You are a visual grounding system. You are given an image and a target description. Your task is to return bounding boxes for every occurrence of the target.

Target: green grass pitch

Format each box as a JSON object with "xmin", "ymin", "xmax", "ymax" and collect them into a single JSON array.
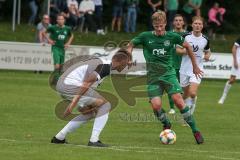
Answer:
[{"xmin": 0, "ymin": 71, "xmax": 240, "ymax": 160}]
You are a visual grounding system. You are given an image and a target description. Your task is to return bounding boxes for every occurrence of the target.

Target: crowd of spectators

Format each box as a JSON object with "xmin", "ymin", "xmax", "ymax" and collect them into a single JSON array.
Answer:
[{"xmin": 30, "ymin": 0, "xmax": 226, "ymax": 39}]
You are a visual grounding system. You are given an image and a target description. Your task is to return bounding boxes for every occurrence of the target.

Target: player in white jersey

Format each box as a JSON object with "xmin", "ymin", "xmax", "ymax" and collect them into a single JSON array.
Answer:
[
  {"xmin": 218, "ymin": 37, "xmax": 240, "ymax": 104},
  {"xmin": 51, "ymin": 49, "xmax": 130, "ymax": 147},
  {"xmin": 179, "ymin": 16, "xmax": 211, "ymax": 115}
]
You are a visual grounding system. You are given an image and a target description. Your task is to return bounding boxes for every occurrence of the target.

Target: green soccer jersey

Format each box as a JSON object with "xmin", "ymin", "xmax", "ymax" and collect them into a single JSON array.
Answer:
[
  {"xmin": 131, "ymin": 31, "xmax": 184, "ymax": 79},
  {"xmin": 172, "ymin": 30, "xmax": 186, "ymax": 70},
  {"xmin": 47, "ymin": 25, "xmax": 72, "ymax": 48}
]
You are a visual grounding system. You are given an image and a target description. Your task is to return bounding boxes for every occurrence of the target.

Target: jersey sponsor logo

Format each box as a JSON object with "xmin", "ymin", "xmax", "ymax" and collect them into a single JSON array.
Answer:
[
  {"xmin": 189, "ymin": 42, "xmax": 199, "ymax": 52},
  {"xmin": 148, "ymin": 40, "xmax": 154, "ymax": 44},
  {"xmin": 58, "ymin": 35, "xmax": 66, "ymax": 40},
  {"xmin": 153, "ymin": 48, "xmax": 166, "ymax": 56},
  {"xmin": 164, "ymin": 40, "xmax": 170, "ymax": 47}
]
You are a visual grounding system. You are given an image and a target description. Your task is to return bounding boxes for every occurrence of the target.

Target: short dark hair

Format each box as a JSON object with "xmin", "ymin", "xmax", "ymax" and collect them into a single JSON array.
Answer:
[
  {"xmin": 57, "ymin": 13, "xmax": 65, "ymax": 19},
  {"xmin": 112, "ymin": 48, "xmax": 132, "ymax": 62},
  {"xmin": 174, "ymin": 14, "xmax": 183, "ymax": 19}
]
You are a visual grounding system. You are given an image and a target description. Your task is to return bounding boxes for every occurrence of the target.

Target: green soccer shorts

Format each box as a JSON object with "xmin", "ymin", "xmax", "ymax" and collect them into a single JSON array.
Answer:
[
  {"xmin": 52, "ymin": 46, "xmax": 65, "ymax": 65},
  {"xmin": 175, "ymin": 69, "xmax": 180, "ymax": 82},
  {"xmin": 147, "ymin": 74, "xmax": 183, "ymax": 99}
]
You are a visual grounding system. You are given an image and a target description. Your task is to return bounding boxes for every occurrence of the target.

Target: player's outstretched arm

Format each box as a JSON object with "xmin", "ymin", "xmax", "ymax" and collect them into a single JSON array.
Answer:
[
  {"xmin": 63, "ymin": 73, "xmax": 98, "ymax": 117},
  {"xmin": 126, "ymin": 42, "xmax": 135, "ymax": 68},
  {"xmin": 183, "ymin": 41, "xmax": 203, "ymax": 78},
  {"xmin": 126, "ymin": 42, "xmax": 134, "ymax": 56},
  {"xmin": 64, "ymin": 33, "xmax": 74, "ymax": 49}
]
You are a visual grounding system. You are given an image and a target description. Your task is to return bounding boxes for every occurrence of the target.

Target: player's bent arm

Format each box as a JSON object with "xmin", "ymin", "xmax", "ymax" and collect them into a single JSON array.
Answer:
[
  {"xmin": 203, "ymin": 50, "xmax": 211, "ymax": 61},
  {"xmin": 232, "ymin": 45, "xmax": 238, "ymax": 69},
  {"xmin": 42, "ymin": 31, "xmax": 55, "ymax": 45},
  {"xmin": 63, "ymin": 73, "xmax": 98, "ymax": 117},
  {"xmin": 176, "ymin": 46, "xmax": 187, "ymax": 55},
  {"xmin": 182, "ymin": 41, "xmax": 197, "ymax": 67},
  {"xmin": 183, "ymin": 41, "xmax": 203, "ymax": 78},
  {"xmin": 65, "ymin": 33, "xmax": 74, "ymax": 47}
]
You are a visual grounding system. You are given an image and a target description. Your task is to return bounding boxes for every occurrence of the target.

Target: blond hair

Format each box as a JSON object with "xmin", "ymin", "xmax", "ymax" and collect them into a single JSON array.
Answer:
[
  {"xmin": 192, "ymin": 16, "xmax": 204, "ymax": 23},
  {"xmin": 152, "ymin": 11, "xmax": 167, "ymax": 24}
]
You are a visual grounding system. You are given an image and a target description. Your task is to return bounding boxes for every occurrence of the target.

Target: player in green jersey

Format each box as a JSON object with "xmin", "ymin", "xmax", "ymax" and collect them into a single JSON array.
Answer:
[
  {"xmin": 126, "ymin": 11, "xmax": 204, "ymax": 144},
  {"xmin": 168, "ymin": 14, "xmax": 186, "ymax": 115},
  {"xmin": 43, "ymin": 14, "xmax": 74, "ymax": 84}
]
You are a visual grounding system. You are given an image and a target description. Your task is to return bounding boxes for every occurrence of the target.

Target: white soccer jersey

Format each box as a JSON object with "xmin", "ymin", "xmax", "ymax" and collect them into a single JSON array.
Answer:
[
  {"xmin": 62, "ymin": 59, "xmax": 111, "ymax": 87},
  {"xmin": 230, "ymin": 38, "xmax": 240, "ymax": 76},
  {"xmin": 180, "ymin": 32, "xmax": 210, "ymax": 76},
  {"xmin": 234, "ymin": 38, "xmax": 240, "ymax": 63}
]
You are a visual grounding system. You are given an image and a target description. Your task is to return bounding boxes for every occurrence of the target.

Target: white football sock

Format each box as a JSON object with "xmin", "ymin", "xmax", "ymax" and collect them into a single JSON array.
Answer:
[
  {"xmin": 90, "ymin": 102, "xmax": 111, "ymax": 143},
  {"xmin": 190, "ymin": 96, "xmax": 197, "ymax": 115},
  {"xmin": 184, "ymin": 97, "xmax": 192, "ymax": 107},
  {"xmin": 55, "ymin": 113, "xmax": 93, "ymax": 140},
  {"xmin": 222, "ymin": 81, "xmax": 232, "ymax": 98}
]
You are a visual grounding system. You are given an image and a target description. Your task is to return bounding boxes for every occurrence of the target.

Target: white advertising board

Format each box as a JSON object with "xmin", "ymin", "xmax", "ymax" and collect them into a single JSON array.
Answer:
[{"xmin": 0, "ymin": 41, "xmax": 235, "ymax": 79}]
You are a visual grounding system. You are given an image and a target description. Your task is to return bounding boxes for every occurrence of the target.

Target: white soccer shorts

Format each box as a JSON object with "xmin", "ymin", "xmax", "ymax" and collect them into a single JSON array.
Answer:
[
  {"xmin": 180, "ymin": 74, "xmax": 202, "ymax": 87},
  {"xmin": 230, "ymin": 65, "xmax": 240, "ymax": 77}
]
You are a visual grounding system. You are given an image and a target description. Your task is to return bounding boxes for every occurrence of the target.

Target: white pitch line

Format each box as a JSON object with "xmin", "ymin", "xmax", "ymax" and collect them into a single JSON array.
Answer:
[
  {"xmin": 112, "ymin": 145, "xmax": 240, "ymax": 155},
  {"xmin": 1, "ymin": 138, "xmax": 240, "ymax": 158},
  {"xmin": 0, "ymin": 76, "xmax": 47, "ymax": 81},
  {"xmin": 0, "ymin": 138, "xmax": 17, "ymax": 142},
  {"xmin": 209, "ymin": 156, "xmax": 240, "ymax": 160},
  {"xmin": 1, "ymin": 138, "xmax": 240, "ymax": 159}
]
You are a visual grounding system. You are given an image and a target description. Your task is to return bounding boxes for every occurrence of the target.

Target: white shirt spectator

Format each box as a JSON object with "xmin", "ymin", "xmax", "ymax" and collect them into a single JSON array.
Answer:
[
  {"xmin": 67, "ymin": 0, "xmax": 79, "ymax": 9},
  {"xmin": 93, "ymin": 0, "xmax": 102, "ymax": 6},
  {"xmin": 67, "ymin": 0, "xmax": 79, "ymax": 16},
  {"xmin": 79, "ymin": 0, "xmax": 95, "ymax": 14}
]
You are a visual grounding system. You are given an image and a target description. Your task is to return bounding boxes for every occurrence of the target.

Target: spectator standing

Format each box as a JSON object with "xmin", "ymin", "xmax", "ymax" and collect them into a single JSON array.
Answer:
[
  {"xmin": 208, "ymin": 2, "xmax": 226, "ymax": 40},
  {"xmin": 182, "ymin": 0, "xmax": 202, "ymax": 28},
  {"xmin": 147, "ymin": 0, "xmax": 162, "ymax": 30},
  {"xmin": 79, "ymin": 0, "xmax": 97, "ymax": 32},
  {"xmin": 50, "ymin": 0, "xmax": 68, "ymax": 24},
  {"xmin": 93, "ymin": 0, "xmax": 105, "ymax": 35},
  {"xmin": 28, "ymin": 0, "xmax": 38, "ymax": 25},
  {"xmin": 111, "ymin": 0, "xmax": 125, "ymax": 32},
  {"xmin": 36, "ymin": 14, "xmax": 51, "ymax": 43},
  {"xmin": 66, "ymin": 0, "xmax": 81, "ymax": 30},
  {"xmin": 0, "ymin": 0, "xmax": 5, "ymax": 20},
  {"xmin": 164, "ymin": 0, "xmax": 179, "ymax": 30},
  {"xmin": 50, "ymin": 0, "xmax": 60, "ymax": 24},
  {"xmin": 124, "ymin": 0, "xmax": 139, "ymax": 33}
]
